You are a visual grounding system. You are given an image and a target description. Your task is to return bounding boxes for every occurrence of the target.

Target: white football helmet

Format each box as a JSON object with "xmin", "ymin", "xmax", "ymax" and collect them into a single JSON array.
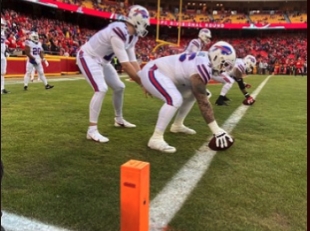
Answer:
[
  {"xmin": 29, "ymin": 31, "xmax": 39, "ymax": 43},
  {"xmin": 244, "ymin": 55, "xmax": 257, "ymax": 72},
  {"xmin": 208, "ymin": 41, "xmax": 236, "ymax": 72},
  {"xmin": 126, "ymin": 5, "xmax": 150, "ymax": 37},
  {"xmin": 198, "ymin": 28, "xmax": 212, "ymax": 45},
  {"xmin": 1, "ymin": 18, "xmax": 7, "ymax": 35}
]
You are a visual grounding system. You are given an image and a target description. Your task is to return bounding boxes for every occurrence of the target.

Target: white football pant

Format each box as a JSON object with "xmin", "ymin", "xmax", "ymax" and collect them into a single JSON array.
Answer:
[
  {"xmin": 1, "ymin": 57, "xmax": 6, "ymax": 91},
  {"xmin": 139, "ymin": 63, "xmax": 196, "ymax": 133},
  {"xmin": 24, "ymin": 61, "xmax": 48, "ymax": 86},
  {"xmin": 76, "ymin": 49, "xmax": 125, "ymax": 124},
  {"xmin": 212, "ymin": 72, "xmax": 235, "ymax": 96}
]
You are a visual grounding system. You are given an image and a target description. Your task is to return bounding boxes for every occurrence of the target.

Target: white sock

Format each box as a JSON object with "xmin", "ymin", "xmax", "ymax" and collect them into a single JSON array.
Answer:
[
  {"xmin": 24, "ymin": 73, "xmax": 30, "ymax": 86},
  {"xmin": 89, "ymin": 91, "xmax": 106, "ymax": 123},
  {"xmin": 173, "ymin": 97, "xmax": 196, "ymax": 126},
  {"xmin": 113, "ymin": 87, "xmax": 124, "ymax": 119},
  {"xmin": 88, "ymin": 125, "xmax": 98, "ymax": 133},
  {"xmin": 38, "ymin": 73, "xmax": 48, "ymax": 86},
  {"xmin": 220, "ymin": 83, "xmax": 233, "ymax": 96},
  {"xmin": 1, "ymin": 75, "xmax": 4, "ymax": 91},
  {"xmin": 152, "ymin": 103, "xmax": 178, "ymax": 138}
]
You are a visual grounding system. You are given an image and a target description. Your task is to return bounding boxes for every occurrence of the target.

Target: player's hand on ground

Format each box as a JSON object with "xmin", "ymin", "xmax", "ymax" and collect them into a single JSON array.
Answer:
[
  {"xmin": 245, "ymin": 83, "xmax": 252, "ymax": 88},
  {"xmin": 214, "ymin": 129, "xmax": 233, "ymax": 148},
  {"xmin": 243, "ymin": 96, "xmax": 255, "ymax": 105}
]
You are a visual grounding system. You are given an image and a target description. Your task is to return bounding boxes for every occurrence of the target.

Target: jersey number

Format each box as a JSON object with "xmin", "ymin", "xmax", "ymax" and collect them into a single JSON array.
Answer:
[
  {"xmin": 33, "ymin": 48, "xmax": 41, "ymax": 55},
  {"xmin": 179, "ymin": 53, "xmax": 196, "ymax": 62}
]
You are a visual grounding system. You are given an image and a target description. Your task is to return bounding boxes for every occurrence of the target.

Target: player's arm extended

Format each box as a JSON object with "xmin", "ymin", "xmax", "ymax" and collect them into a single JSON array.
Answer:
[
  {"xmin": 190, "ymin": 74, "xmax": 215, "ymax": 124},
  {"xmin": 25, "ymin": 45, "xmax": 35, "ymax": 60},
  {"xmin": 127, "ymin": 46, "xmax": 141, "ymax": 72},
  {"xmin": 191, "ymin": 73, "xmax": 233, "ymax": 144},
  {"xmin": 111, "ymin": 37, "xmax": 141, "ymax": 85}
]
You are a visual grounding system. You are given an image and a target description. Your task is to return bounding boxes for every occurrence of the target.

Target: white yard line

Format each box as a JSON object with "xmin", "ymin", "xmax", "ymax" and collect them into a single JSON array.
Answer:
[
  {"xmin": 2, "ymin": 75, "xmax": 272, "ymax": 231},
  {"xmin": 1, "ymin": 211, "xmax": 71, "ymax": 231},
  {"xmin": 149, "ymin": 75, "xmax": 272, "ymax": 231}
]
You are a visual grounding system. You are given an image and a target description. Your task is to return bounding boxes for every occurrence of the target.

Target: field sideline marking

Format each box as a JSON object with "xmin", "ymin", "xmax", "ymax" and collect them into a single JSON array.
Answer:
[
  {"xmin": 149, "ymin": 75, "xmax": 273, "ymax": 230},
  {"xmin": 1, "ymin": 211, "xmax": 71, "ymax": 231},
  {"xmin": 2, "ymin": 75, "xmax": 271, "ymax": 231},
  {"xmin": 5, "ymin": 74, "xmax": 129, "ymax": 85}
]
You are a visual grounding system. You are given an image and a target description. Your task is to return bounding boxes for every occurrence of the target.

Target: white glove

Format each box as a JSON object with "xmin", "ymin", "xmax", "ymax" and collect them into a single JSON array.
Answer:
[
  {"xmin": 213, "ymin": 129, "xmax": 233, "ymax": 148},
  {"xmin": 35, "ymin": 57, "xmax": 41, "ymax": 65},
  {"xmin": 208, "ymin": 121, "xmax": 233, "ymax": 148},
  {"xmin": 44, "ymin": 59, "xmax": 49, "ymax": 67}
]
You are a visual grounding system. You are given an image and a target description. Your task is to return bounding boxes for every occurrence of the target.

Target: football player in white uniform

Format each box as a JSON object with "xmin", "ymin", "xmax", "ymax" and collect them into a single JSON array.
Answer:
[
  {"xmin": 185, "ymin": 28, "xmax": 212, "ymax": 99},
  {"xmin": 138, "ymin": 41, "xmax": 236, "ymax": 153},
  {"xmin": 212, "ymin": 55, "xmax": 256, "ymax": 106},
  {"xmin": 184, "ymin": 28, "xmax": 212, "ymax": 54},
  {"xmin": 23, "ymin": 32, "xmax": 53, "ymax": 90},
  {"xmin": 76, "ymin": 5, "xmax": 150, "ymax": 143},
  {"xmin": 1, "ymin": 18, "xmax": 9, "ymax": 94}
]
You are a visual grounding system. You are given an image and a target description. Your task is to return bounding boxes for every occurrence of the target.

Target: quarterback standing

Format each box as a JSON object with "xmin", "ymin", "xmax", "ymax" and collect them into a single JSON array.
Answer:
[{"xmin": 76, "ymin": 5, "xmax": 150, "ymax": 143}]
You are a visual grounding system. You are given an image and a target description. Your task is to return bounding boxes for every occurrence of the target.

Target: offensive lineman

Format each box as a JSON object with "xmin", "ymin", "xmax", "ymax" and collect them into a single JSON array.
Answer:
[
  {"xmin": 138, "ymin": 41, "xmax": 236, "ymax": 153},
  {"xmin": 23, "ymin": 32, "xmax": 53, "ymax": 90},
  {"xmin": 76, "ymin": 5, "xmax": 150, "ymax": 143},
  {"xmin": 1, "ymin": 18, "xmax": 9, "ymax": 94},
  {"xmin": 212, "ymin": 55, "xmax": 256, "ymax": 106}
]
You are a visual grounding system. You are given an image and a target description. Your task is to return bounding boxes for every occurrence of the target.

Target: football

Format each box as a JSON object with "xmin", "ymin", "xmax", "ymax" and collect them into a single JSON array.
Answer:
[
  {"xmin": 243, "ymin": 97, "xmax": 256, "ymax": 105},
  {"xmin": 208, "ymin": 136, "xmax": 235, "ymax": 151}
]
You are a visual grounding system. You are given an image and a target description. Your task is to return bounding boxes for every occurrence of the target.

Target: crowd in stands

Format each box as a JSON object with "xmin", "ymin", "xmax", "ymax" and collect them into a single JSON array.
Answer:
[
  {"xmin": 1, "ymin": 8, "xmax": 307, "ymax": 75},
  {"xmin": 55, "ymin": 0, "xmax": 307, "ymax": 24}
]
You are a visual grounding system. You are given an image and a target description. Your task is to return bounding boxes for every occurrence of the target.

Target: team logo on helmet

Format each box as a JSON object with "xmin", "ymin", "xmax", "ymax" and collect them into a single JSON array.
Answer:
[
  {"xmin": 133, "ymin": 9, "xmax": 149, "ymax": 19},
  {"xmin": 211, "ymin": 45, "xmax": 233, "ymax": 55},
  {"xmin": 248, "ymin": 56, "xmax": 256, "ymax": 63}
]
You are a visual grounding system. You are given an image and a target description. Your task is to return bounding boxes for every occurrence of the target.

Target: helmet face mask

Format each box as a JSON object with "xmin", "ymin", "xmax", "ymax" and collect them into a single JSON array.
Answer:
[
  {"xmin": 126, "ymin": 5, "xmax": 150, "ymax": 37},
  {"xmin": 30, "ymin": 32, "xmax": 39, "ymax": 43},
  {"xmin": 208, "ymin": 41, "xmax": 236, "ymax": 72},
  {"xmin": 199, "ymin": 28, "xmax": 212, "ymax": 45}
]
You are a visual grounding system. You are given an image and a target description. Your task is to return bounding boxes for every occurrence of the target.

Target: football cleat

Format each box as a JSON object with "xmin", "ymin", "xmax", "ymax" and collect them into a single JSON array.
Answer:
[
  {"xmin": 222, "ymin": 95, "xmax": 231, "ymax": 101},
  {"xmin": 206, "ymin": 89, "xmax": 212, "ymax": 99},
  {"xmin": 24, "ymin": 86, "xmax": 28, "ymax": 91},
  {"xmin": 215, "ymin": 97, "xmax": 228, "ymax": 106},
  {"xmin": 86, "ymin": 131, "xmax": 109, "ymax": 143},
  {"xmin": 1, "ymin": 89, "xmax": 9, "ymax": 94},
  {"xmin": 170, "ymin": 124, "xmax": 196, "ymax": 135},
  {"xmin": 148, "ymin": 138, "xmax": 176, "ymax": 153},
  {"xmin": 114, "ymin": 118, "xmax": 136, "ymax": 128},
  {"xmin": 45, "ymin": 84, "xmax": 54, "ymax": 90}
]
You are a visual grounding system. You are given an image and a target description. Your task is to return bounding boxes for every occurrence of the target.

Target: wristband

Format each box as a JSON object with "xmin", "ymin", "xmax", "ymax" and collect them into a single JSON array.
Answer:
[{"xmin": 208, "ymin": 121, "xmax": 221, "ymax": 134}]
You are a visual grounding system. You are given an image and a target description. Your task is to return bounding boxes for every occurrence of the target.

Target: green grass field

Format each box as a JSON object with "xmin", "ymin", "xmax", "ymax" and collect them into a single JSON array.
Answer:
[{"xmin": 1, "ymin": 75, "xmax": 307, "ymax": 231}]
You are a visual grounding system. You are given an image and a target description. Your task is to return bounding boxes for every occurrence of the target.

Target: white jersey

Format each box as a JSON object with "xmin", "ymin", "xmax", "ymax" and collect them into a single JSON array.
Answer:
[
  {"xmin": 147, "ymin": 51, "xmax": 212, "ymax": 85},
  {"xmin": 227, "ymin": 58, "xmax": 246, "ymax": 78},
  {"xmin": 1, "ymin": 33, "xmax": 6, "ymax": 59},
  {"xmin": 25, "ymin": 40, "xmax": 43, "ymax": 59},
  {"xmin": 184, "ymin": 39, "xmax": 203, "ymax": 54},
  {"xmin": 81, "ymin": 22, "xmax": 138, "ymax": 64}
]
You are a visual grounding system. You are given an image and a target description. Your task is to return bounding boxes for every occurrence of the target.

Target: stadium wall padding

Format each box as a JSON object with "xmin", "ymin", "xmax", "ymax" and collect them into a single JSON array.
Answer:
[{"xmin": 5, "ymin": 56, "xmax": 80, "ymax": 77}]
